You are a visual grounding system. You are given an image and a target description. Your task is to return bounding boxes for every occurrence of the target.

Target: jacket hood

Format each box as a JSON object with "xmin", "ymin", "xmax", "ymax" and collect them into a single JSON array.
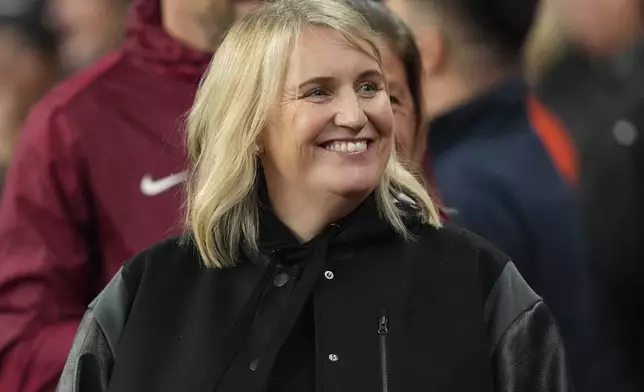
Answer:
[{"xmin": 124, "ymin": 0, "xmax": 212, "ymax": 82}]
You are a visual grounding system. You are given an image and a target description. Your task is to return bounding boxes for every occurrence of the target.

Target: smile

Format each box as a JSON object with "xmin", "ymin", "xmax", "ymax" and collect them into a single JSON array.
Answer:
[{"xmin": 322, "ymin": 139, "xmax": 370, "ymax": 153}]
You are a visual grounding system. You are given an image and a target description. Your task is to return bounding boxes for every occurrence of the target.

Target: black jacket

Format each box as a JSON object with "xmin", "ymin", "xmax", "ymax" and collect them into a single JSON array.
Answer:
[{"xmin": 56, "ymin": 195, "xmax": 571, "ymax": 392}]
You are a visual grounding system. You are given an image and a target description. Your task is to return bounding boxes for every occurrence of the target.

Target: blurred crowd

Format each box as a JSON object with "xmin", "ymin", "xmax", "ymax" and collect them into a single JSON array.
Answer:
[{"xmin": 0, "ymin": 0, "xmax": 643, "ymax": 391}]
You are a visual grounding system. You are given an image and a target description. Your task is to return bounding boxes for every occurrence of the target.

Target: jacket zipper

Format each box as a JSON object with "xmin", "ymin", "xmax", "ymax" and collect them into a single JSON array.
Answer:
[{"xmin": 377, "ymin": 309, "xmax": 390, "ymax": 392}]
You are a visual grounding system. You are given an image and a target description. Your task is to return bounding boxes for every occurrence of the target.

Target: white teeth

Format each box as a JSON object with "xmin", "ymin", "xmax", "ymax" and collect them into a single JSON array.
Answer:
[{"xmin": 325, "ymin": 140, "xmax": 368, "ymax": 153}]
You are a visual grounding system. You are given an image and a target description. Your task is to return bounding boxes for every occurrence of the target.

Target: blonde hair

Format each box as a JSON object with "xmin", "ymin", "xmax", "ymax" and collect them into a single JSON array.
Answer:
[{"xmin": 186, "ymin": 0, "xmax": 442, "ymax": 269}]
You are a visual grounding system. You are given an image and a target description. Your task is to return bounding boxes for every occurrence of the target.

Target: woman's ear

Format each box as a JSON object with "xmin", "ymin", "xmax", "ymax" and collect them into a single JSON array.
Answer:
[{"xmin": 254, "ymin": 128, "xmax": 268, "ymax": 156}]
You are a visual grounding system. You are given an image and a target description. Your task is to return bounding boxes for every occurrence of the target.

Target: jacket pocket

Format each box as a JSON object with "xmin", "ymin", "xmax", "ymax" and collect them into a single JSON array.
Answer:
[{"xmin": 377, "ymin": 308, "xmax": 390, "ymax": 392}]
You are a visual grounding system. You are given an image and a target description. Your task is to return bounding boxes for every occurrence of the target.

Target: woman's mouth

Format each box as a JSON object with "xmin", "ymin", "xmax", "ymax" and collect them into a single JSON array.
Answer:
[{"xmin": 321, "ymin": 139, "xmax": 371, "ymax": 153}]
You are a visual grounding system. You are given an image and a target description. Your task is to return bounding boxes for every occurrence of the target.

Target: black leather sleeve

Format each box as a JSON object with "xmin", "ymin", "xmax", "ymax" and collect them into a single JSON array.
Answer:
[
  {"xmin": 55, "ymin": 313, "xmax": 113, "ymax": 392},
  {"xmin": 56, "ymin": 269, "xmax": 131, "ymax": 392},
  {"xmin": 492, "ymin": 301, "xmax": 572, "ymax": 392},
  {"xmin": 485, "ymin": 262, "xmax": 573, "ymax": 392}
]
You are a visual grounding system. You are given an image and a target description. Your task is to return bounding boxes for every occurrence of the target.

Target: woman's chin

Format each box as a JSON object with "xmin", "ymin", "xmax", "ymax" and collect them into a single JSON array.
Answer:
[
  {"xmin": 324, "ymin": 177, "xmax": 380, "ymax": 199},
  {"xmin": 312, "ymin": 160, "xmax": 386, "ymax": 199}
]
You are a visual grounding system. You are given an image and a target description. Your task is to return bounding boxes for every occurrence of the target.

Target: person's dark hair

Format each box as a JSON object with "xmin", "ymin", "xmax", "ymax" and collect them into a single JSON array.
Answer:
[
  {"xmin": 346, "ymin": 0, "xmax": 424, "ymax": 133},
  {"xmin": 415, "ymin": 0, "xmax": 539, "ymax": 59}
]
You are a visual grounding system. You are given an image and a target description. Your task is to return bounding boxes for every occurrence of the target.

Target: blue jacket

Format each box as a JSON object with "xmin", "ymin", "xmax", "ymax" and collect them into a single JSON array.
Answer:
[{"xmin": 429, "ymin": 78, "xmax": 590, "ymax": 390}]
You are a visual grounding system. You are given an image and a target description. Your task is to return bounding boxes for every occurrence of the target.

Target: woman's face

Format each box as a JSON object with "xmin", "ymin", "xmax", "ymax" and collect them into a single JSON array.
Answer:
[
  {"xmin": 262, "ymin": 27, "xmax": 393, "ymax": 202},
  {"xmin": 380, "ymin": 43, "xmax": 418, "ymax": 162}
]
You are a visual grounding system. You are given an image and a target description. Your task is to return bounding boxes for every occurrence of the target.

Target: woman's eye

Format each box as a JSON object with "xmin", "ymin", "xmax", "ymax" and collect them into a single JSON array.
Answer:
[
  {"xmin": 390, "ymin": 95, "xmax": 400, "ymax": 105},
  {"xmin": 358, "ymin": 82, "xmax": 378, "ymax": 94},
  {"xmin": 304, "ymin": 88, "xmax": 326, "ymax": 98}
]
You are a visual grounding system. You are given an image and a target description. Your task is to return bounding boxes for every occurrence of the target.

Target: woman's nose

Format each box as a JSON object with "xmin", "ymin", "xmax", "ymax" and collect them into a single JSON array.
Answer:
[{"xmin": 333, "ymin": 92, "xmax": 367, "ymax": 131}]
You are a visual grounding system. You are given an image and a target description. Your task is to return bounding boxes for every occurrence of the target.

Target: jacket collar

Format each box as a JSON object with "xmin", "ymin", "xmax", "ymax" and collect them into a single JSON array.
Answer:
[
  {"xmin": 428, "ymin": 77, "xmax": 526, "ymax": 155},
  {"xmin": 246, "ymin": 182, "xmax": 400, "ymax": 264},
  {"xmin": 239, "ymin": 168, "xmax": 423, "ymax": 266},
  {"xmin": 123, "ymin": 0, "xmax": 212, "ymax": 83}
]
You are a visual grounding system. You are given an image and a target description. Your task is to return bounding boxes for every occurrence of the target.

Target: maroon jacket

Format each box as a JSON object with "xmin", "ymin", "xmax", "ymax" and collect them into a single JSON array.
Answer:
[{"xmin": 0, "ymin": 1, "xmax": 211, "ymax": 390}]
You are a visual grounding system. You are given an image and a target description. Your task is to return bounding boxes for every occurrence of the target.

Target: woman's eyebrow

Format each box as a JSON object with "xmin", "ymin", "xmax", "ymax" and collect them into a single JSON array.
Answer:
[{"xmin": 296, "ymin": 76, "xmax": 334, "ymax": 91}]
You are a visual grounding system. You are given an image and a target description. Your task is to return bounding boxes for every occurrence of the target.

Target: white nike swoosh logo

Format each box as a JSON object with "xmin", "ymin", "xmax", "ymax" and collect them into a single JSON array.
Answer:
[{"xmin": 140, "ymin": 171, "xmax": 188, "ymax": 196}]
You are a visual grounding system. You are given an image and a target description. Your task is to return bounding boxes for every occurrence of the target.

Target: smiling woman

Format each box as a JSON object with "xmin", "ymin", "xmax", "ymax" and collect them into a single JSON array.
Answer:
[
  {"xmin": 185, "ymin": 0, "xmax": 439, "ymax": 265},
  {"xmin": 259, "ymin": 27, "xmax": 398, "ymax": 241},
  {"xmin": 56, "ymin": 1, "xmax": 572, "ymax": 391}
]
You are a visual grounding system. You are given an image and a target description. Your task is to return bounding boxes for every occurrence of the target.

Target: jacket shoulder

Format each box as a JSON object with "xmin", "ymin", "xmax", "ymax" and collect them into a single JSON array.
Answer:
[
  {"xmin": 418, "ymin": 224, "xmax": 544, "ymax": 343},
  {"xmin": 121, "ymin": 235, "xmax": 201, "ymax": 296},
  {"xmin": 57, "ymin": 236, "xmax": 199, "ymax": 391},
  {"xmin": 124, "ymin": 235, "xmax": 196, "ymax": 267},
  {"xmin": 35, "ymin": 51, "xmax": 125, "ymax": 115},
  {"xmin": 421, "ymin": 223, "xmax": 511, "ymax": 297},
  {"xmin": 18, "ymin": 51, "xmax": 127, "ymax": 152},
  {"xmin": 57, "ymin": 263, "xmax": 131, "ymax": 392},
  {"xmin": 421, "ymin": 224, "xmax": 572, "ymax": 391},
  {"xmin": 76, "ymin": 235, "xmax": 188, "ymax": 364},
  {"xmin": 441, "ymin": 227, "xmax": 546, "ymax": 349}
]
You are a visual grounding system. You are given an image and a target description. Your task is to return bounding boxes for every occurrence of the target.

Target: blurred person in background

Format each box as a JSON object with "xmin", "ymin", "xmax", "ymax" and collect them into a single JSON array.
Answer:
[
  {"xmin": 0, "ymin": 0, "xmax": 262, "ymax": 391},
  {"xmin": 552, "ymin": 0, "xmax": 644, "ymax": 55},
  {"xmin": 534, "ymin": 0, "xmax": 644, "ymax": 390},
  {"xmin": 0, "ymin": 1, "xmax": 57, "ymax": 191},
  {"xmin": 48, "ymin": 0, "xmax": 130, "ymax": 74},
  {"xmin": 384, "ymin": 0, "xmax": 590, "ymax": 389}
]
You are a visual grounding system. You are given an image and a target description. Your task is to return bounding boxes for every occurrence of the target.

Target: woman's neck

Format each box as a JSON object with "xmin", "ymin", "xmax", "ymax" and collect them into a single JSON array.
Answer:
[{"xmin": 264, "ymin": 182, "xmax": 365, "ymax": 242}]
